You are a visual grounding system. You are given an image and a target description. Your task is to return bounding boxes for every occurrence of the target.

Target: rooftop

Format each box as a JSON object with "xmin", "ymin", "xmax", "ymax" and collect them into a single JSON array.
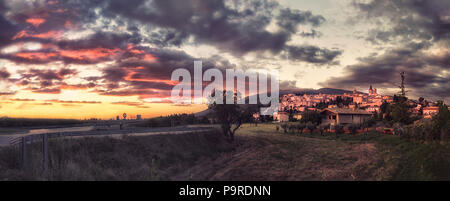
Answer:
[{"xmin": 321, "ymin": 108, "xmax": 372, "ymax": 115}]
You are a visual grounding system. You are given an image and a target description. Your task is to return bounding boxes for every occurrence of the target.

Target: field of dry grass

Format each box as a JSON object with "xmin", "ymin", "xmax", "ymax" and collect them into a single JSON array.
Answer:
[
  {"xmin": 0, "ymin": 123, "xmax": 448, "ymax": 181},
  {"xmin": 178, "ymin": 124, "xmax": 392, "ymax": 181}
]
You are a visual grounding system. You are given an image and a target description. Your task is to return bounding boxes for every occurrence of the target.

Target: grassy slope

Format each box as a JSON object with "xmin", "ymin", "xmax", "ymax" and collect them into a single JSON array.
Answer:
[
  {"xmin": 0, "ymin": 123, "xmax": 448, "ymax": 180},
  {"xmin": 243, "ymin": 124, "xmax": 450, "ymax": 180},
  {"xmin": 184, "ymin": 124, "xmax": 390, "ymax": 180},
  {"xmin": 0, "ymin": 132, "xmax": 234, "ymax": 180}
]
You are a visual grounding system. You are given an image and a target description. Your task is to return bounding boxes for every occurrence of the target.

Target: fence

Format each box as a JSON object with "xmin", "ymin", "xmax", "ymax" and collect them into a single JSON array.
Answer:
[
  {"xmin": 7, "ymin": 127, "xmax": 216, "ymax": 175},
  {"xmin": 9, "ymin": 134, "xmax": 49, "ymax": 174}
]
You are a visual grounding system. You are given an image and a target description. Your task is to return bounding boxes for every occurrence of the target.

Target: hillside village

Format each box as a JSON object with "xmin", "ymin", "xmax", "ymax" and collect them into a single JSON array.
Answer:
[{"xmin": 253, "ymin": 85, "xmax": 445, "ymax": 128}]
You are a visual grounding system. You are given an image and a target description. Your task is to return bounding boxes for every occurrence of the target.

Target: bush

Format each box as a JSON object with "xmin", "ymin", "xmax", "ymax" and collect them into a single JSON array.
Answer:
[
  {"xmin": 319, "ymin": 124, "xmax": 330, "ymax": 135},
  {"xmin": 347, "ymin": 124, "xmax": 360, "ymax": 135},
  {"xmin": 288, "ymin": 124, "xmax": 296, "ymax": 133},
  {"xmin": 334, "ymin": 125, "xmax": 344, "ymax": 136},
  {"xmin": 280, "ymin": 123, "xmax": 288, "ymax": 133},
  {"xmin": 296, "ymin": 122, "xmax": 306, "ymax": 134},
  {"xmin": 306, "ymin": 122, "xmax": 316, "ymax": 133}
]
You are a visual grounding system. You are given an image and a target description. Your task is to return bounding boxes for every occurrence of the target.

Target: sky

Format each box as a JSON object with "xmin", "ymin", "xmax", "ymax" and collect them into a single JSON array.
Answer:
[{"xmin": 0, "ymin": 0, "xmax": 449, "ymax": 119}]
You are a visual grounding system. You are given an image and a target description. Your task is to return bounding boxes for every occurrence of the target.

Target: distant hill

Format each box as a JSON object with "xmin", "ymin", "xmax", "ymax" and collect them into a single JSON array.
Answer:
[
  {"xmin": 280, "ymin": 88, "xmax": 365, "ymax": 95},
  {"xmin": 193, "ymin": 108, "xmax": 213, "ymax": 117}
]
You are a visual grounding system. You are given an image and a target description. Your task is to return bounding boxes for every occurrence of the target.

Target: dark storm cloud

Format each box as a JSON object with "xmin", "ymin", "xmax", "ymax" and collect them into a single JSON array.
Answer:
[
  {"xmin": 66, "ymin": 0, "xmax": 338, "ymax": 62},
  {"xmin": 0, "ymin": 0, "xmax": 22, "ymax": 48},
  {"xmin": 283, "ymin": 45, "xmax": 342, "ymax": 64},
  {"xmin": 13, "ymin": 68, "xmax": 78, "ymax": 94},
  {"xmin": 98, "ymin": 47, "xmax": 231, "ymax": 97},
  {"xmin": 145, "ymin": 29, "xmax": 189, "ymax": 47},
  {"xmin": 299, "ymin": 29, "xmax": 322, "ymax": 38},
  {"xmin": 322, "ymin": 43, "xmax": 450, "ymax": 100},
  {"xmin": 56, "ymin": 32, "xmax": 138, "ymax": 50},
  {"xmin": 322, "ymin": 0, "xmax": 450, "ymax": 101},
  {"xmin": 276, "ymin": 8, "xmax": 325, "ymax": 33},
  {"xmin": 353, "ymin": 0, "xmax": 450, "ymax": 44},
  {"xmin": 21, "ymin": 68, "xmax": 77, "ymax": 81},
  {"xmin": 0, "ymin": 68, "xmax": 10, "ymax": 80},
  {"xmin": 0, "ymin": 0, "xmax": 340, "ymax": 67}
]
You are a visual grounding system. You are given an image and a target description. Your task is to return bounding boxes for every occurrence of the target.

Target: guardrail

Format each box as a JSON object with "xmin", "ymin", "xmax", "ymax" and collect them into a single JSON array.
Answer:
[{"xmin": 8, "ymin": 126, "xmax": 216, "ymax": 174}]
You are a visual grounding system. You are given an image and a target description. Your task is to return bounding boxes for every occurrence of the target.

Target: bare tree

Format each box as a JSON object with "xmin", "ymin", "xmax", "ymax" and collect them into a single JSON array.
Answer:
[{"xmin": 208, "ymin": 90, "xmax": 256, "ymax": 142}]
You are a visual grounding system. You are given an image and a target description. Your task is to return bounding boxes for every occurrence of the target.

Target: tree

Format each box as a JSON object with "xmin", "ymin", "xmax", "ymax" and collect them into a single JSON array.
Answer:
[
  {"xmin": 306, "ymin": 121, "xmax": 316, "ymax": 133},
  {"xmin": 347, "ymin": 124, "xmax": 359, "ymax": 135},
  {"xmin": 300, "ymin": 111, "xmax": 322, "ymax": 125},
  {"xmin": 391, "ymin": 101, "xmax": 412, "ymax": 125},
  {"xmin": 334, "ymin": 125, "xmax": 344, "ymax": 138},
  {"xmin": 433, "ymin": 101, "xmax": 450, "ymax": 142},
  {"xmin": 418, "ymin": 97, "xmax": 425, "ymax": 104},
  {"xmin": 319, "ymin": 124, "xmax": 330, "ymax": 136},
  {"xmin": 281, "ymin": 123, "xmax": 288, "ymax": 133},
  {"xmin": 208, "ymin": 90, "xmax": 256, "ymax": 142},
  {"xmin": 296, "ymin": 122, "xmax": 306, "ymax": 134}
]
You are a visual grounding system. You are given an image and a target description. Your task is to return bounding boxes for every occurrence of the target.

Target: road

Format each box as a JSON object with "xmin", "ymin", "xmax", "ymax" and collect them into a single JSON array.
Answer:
[{"xmin": 0, "ymin": 125, "xmax": 217, "ymax": 146}]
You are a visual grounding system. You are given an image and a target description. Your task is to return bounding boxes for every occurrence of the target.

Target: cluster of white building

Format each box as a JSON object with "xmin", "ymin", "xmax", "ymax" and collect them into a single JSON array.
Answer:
[
  {"xmin": 273, "ymin": 85, "xmax": 445, "ymax": 123},
  {"xmin": 279, "ymin": 86, "xmax": 390, "ymax": 114}
]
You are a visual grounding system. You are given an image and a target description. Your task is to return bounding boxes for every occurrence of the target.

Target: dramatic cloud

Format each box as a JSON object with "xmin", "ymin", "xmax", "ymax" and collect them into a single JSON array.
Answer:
[
  {"xmin": 63, "ymin": 0, "xmax": 337, "ymax": 61},
  {"xmin": 353, "ymin": 0, "xmax": 450, "ymax": 44},
  {"xmin": 283, "ymin": 45, "xmax": 342, "ymax": 64},
  {"xmin": 0, "ymin": 0, "xmax": 341, "ymax": 99},
  {"xmin": 276, "ymin": 8, "xmax": 325, "ymax": 33},
  {"xmin": 322, "ymin": 43, "xmax": 450, "ymax": 100},
  {"xmin": 322, "ymin": 0, "xmax": 450, "ymax": 101},
  {"xmin": 0, "ymin": 68, "xmax": 10, "ymax": 80},
  {"xmin": 0, "ymin": 0, "xmax": 447, "ymax": 118},
  {"xmin": 11, "ymin": 68, "xmax": 78, "ymax": 94}
]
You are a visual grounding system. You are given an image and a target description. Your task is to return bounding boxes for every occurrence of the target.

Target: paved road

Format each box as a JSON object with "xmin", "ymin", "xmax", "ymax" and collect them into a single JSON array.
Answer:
[{"xmin": 0, "ymin": 125, "xmax": 217, "ymax": 146}]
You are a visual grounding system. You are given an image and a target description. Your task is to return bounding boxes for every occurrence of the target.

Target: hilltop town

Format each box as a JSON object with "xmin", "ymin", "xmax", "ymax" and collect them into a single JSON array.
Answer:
[{"xmin": 257, "ymin": 85, "xmax": 444, "ymax": 123}]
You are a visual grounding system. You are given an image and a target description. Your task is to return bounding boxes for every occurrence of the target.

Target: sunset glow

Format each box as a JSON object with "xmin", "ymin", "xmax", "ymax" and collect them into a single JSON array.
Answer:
[{"xmin": 0, "ymin": 0, "xmax": 448, "ymax": 119}]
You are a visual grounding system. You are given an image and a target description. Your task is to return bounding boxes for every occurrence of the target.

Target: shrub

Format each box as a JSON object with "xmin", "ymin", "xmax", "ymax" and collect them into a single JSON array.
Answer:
[
  {"xmin": 319, "ymin": 124, "xmax": 330, "ymax": 136},
  {"xmin": 334, "ymin": 125, "xmax": 344, "ymax": 137},
  {"xmin": 280, "ymin": 123, "xmax": 288, "ymax": 133},
  {"xmin": 288, "ymin": 124, "xmax": 296, "ymax": 133},
  {"xmin": 347, "ymin": 124, "xmax": 360, "ymax": 135},
  {"xmin": 296, "ymin": 122, "xmax": 306, "ymax": 134},
  {"xmin": 306, "ymin": 122, "xmax": 316, "ymax": 133}
]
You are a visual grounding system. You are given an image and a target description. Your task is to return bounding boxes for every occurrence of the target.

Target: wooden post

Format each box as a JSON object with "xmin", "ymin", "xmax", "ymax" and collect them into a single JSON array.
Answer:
[
  {"xmin": 42, "ymin": 134, "xmax": 48, "ymax": 173},
  {"xmin": 21, "ymin": 136, "xmax": 27, "ymax": 172}
]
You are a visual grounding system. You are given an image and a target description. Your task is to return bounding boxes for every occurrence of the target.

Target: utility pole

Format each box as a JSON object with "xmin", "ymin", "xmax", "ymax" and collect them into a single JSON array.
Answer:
[{"xmin": 399, "ymin": 71, "xmax": 406, "ymax": 97}]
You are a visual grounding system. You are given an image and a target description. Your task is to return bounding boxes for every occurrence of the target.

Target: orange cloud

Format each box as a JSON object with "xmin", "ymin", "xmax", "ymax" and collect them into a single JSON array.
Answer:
[
  {"xmin": 111, "ymin": 101, "xmax": 150, "ymax": 108},
  {"xmin": 12, "ymin": 30, "xmax": 62, "ymax": 40},
  {"xmin": 46, "ymin": 99, "xmax": 102, "ymax": 104},
  {"xmin": 26, "ymin": 18, "xmax": 46, "ymax": 27},
  {"xmin": 126, "ymin": 43, "xmax": 156, "ymax": 61},
  {"xmin": 59, "ymin": 48, "xmax": 121, "ymax": 60},
  {"xmin": 14, "ymin": 52, "xmax": 58, "ymax": 60},
  {"xmin": 60, "ymin": 83, "xmax": 91, "ymax": 90},
  {"xmin": 123, "ymin": 68, "xmax": 178, "ymax": 85},
  {"xmin": 10, "ymin": 98, "xmax": 36, "ymax": 102}
]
